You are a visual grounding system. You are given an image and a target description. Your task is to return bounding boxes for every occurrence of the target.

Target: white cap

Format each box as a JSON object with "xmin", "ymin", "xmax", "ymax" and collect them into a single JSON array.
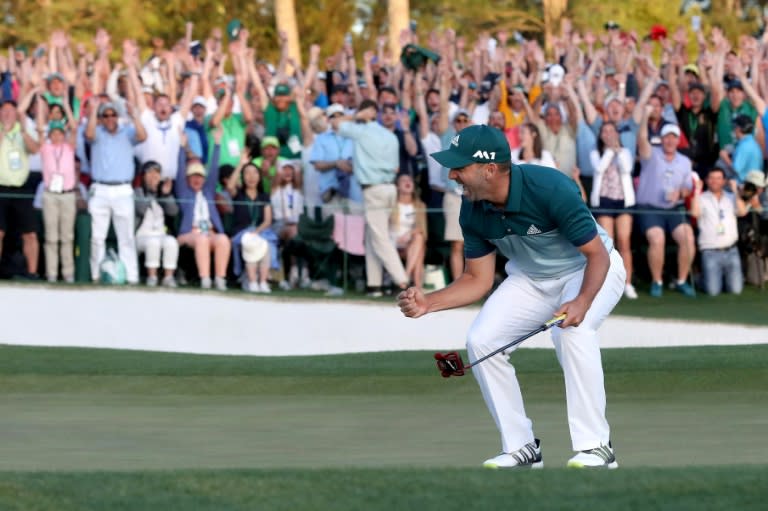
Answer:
[
  {"xmin": 326, "ymin": 103, "xmax": 345, "ymax": 117},
  {"xmin": 192, "ymin": 96, "xmax": 207, "ymax": 108},
  {"xmin": 660, "ymin": 124, "xmax": 681, "ymax": 138},
  {"xmin": 745, "ymin": 170, "xmax": 767, "ymax": 188},
  {"xmin": 548, "ymin": 64, "xmax": 565, "ymax": 87}
]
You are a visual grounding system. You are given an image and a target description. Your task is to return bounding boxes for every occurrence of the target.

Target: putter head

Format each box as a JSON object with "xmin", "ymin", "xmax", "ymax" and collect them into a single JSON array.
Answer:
[{"xmin": 434, "ymin": 351, "xmax": 465, "ymax": 378}]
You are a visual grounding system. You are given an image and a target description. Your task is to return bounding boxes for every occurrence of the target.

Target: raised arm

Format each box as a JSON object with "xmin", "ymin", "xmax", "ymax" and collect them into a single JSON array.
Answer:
[
  {"xmin": 734, "ymin": 58, "xmax": 766, "ymax": 116},
  {"xmin": 247, "ymin": 53, "xmax": 270, "ymax": 113},
  {"xmin": 633, "ymin": 65, "xmax": 659, "ymax": 124},
  {"xmin": 637, "ymin": 103, "xmax": 653, "ymax": 161}
]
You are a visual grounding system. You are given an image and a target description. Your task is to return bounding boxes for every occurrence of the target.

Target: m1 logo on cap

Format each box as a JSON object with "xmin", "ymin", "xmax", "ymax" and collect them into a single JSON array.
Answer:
[
  {"xmin": 473, "ymin": 150, "xmax": 496, "ymax": 160},
  {"xmin": 451, "ymin": 135, "xmax": 460, "ymax": 147}
]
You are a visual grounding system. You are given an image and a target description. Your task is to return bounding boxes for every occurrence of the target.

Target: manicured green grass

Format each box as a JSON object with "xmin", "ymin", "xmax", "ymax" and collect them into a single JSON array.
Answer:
[
  {"xmin": 0, "ymin": 467, "xmax": 766, "ymax": 511},
  {"xmin": 0, "ymin": 344, "xmax": 766, "ymax": 509}
]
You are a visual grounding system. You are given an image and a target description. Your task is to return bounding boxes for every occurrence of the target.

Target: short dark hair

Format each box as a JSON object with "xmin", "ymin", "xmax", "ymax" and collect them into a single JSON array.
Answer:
[
  {"xmin": 707, "ymin": 166, "xmax": 726, "ymax": 179},
  {"xmin": 359, "ymin": 99, "xmax": 378, "ymax": 113}
]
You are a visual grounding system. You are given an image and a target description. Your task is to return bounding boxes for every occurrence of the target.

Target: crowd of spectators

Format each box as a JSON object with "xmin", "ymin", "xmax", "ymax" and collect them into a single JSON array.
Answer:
[{"xmin": 0, "ymin": 17, "xmax": 767, "ymax": 297}]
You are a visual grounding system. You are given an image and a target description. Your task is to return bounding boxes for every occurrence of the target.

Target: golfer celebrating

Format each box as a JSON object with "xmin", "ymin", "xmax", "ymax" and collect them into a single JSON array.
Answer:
[{"xmin": 398, "ymin": 125, "xmax": 625, "ymax": 469}]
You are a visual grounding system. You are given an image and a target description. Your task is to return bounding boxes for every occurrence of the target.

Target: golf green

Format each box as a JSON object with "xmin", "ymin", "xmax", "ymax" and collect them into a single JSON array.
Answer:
[{"xmin": 0, "ymin": 344, "xmax": 765, "ymax": 472}]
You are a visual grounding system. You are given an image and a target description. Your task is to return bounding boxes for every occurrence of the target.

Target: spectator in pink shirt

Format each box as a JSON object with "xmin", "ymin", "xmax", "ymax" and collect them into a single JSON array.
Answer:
[{"xmin": 38, "ymin": 98, "xmax": 78, "ymax": 282}]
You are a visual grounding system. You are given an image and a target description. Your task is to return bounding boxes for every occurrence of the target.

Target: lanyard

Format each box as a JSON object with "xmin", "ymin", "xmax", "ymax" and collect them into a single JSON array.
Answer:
[{"xmin": 52, "ymin": 144, "xmax": 65, "ymax": 174}]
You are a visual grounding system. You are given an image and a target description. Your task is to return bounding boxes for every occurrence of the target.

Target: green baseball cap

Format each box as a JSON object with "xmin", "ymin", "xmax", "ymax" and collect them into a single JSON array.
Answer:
[
  {"xmin": 227, "ymin": 19, "xmax": 242, "ymax": 42},
  {"xmin": 48, "ymin": 120, "xmax": 67, "ymax": 133},
  {"xmin": 430, "ymin": 125, "xmax": 511, "ymax": 169},
  {"xmin": 273, "ymin": 83, "xmax": 292, "ymax": 96}
]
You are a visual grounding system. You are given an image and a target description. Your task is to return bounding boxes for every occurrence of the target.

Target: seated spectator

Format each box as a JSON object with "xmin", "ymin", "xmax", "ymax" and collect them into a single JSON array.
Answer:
[
  {"xmin": 390, "ymin": 173, "xmax": 427, "ymax": 289},
  {"xmin": 176, "ymin": 134, "xmax": 230, "ymax": 290},
  {"xmin": 690, "ymin": 166, "xmax": 747, "ymax": 296},
  {"xmin": 511, "ymin": 122, "xmax": 556, "ymax": 167},
  {"xmin": 134, "ymin": 161, "xmax": 179, "ymax": 287},
  {"xmin": 229, "ymin": 160, "xmax": 274, "ymax": 293},
  {"xmin": 38, "ymin": 100, "xmax": 78, "ymax": 283},
  {"xmin": 589, "ymin": 121, "xmax": 637, "ymax": 299},
  {"xmin": 636, "ymin": 110, "xmax": 696, "ymax": 298},
  {"xmin": 271, "ymin": 160, "xmax": 305, "ymax": 289}
]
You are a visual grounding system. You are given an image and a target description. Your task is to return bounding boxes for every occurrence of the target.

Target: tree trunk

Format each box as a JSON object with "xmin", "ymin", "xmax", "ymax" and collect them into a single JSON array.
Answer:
[
  {"xmin": 275, "ymin": 0, "xmax": 301, "ymax": 71},
  {"xmin": 542, "ymin": 0, "xmax": 568, "ymax": 59},
  {"xmin": 388, "ymin": 0, "xmax": 410, "ymax": 66}
]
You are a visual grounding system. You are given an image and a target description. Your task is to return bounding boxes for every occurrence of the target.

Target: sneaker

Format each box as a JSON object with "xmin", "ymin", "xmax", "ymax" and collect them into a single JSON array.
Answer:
[
  {"xmin": 649, "ymin": 281, "xmax": 663, "ymax": 298},
  {"xmin": 567, "ymin": 443, "xmax": 618, "ymax": 469},
  {"xmin": 162, "ymin": 276, "xmax": 177, "ymax": 288},
  {"xmin": 673, "ymin": 280, "xmax": 696, "ymax": 297},
  {"xmin": 47, "ymin": 275, "xmax": 57, "ymax": 283},
  {"xmin": 259, "ymin": 281, "xmax": 271, "ymax": 293},
  {"xmin": 278, "ymin": 280, "xmax": 292, "ymax": 291},
  {"xmin": 146, "ymin": 276, "xmax": 158, "ymax": 287},
  {"xmin": 200, "ymin": 277, "xmax": 212, "ymax": 289},
  {"xmin": 366, "ymin": 287, "xmax": 383, "ymax": 298},
  {"xmin": 288, "ymin": 266, "xmax": 299, "ymax": 287},
  {"xmin": 214, "ymin": 276, "xmax": 227, "ymax": 291},
  {"xmin": 64, "ymin": 276, "xmax": 75, "ymax": 284},
  {"xmin": 325, "ymin": 286, "xmax": 344, "ymax": 297},
  {"xmin": 247, "ymin": 281, "xmax": 260, "ymax": 293},
  {"xmin": 299, "ymin": 276, "xmax": 312, "ymax": 289},
  {"xmin": 483, "ymin": 439, "xmax": 543, "ymax": 469},
  {"xmin": 310, "ymin": 279, "xmax": 330, "ymax": 291},
  {"xmin": 623, "ymin": 283, "xmax": 638, "ymax": 300}
]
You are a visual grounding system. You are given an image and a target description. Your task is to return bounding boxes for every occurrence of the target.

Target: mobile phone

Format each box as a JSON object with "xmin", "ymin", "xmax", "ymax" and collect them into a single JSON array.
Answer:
[
  {"xmin": 345, "ymin": 33, "xmax": 352, "ymax": 45},
  {"xmin": 691, "ymin": 16, "xmax": 701, "ymax": 33},
  {"xmin": 190, "ymin": 40, "xmax": 201, "ymax": 57},
  {"xmin": 513, "ymin": 31, "xmax": 526, "ymax": 45},
  {"xmin": 33, "ymin": 47, "xmax": 45, "ymax": 59},
  {"xmin": 409, "ymin": 20, "xmax": 418, "ymax": 33}
]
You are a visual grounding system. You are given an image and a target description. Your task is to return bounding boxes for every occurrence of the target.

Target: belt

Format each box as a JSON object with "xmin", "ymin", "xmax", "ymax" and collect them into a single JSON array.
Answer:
[
  {"xmin": 361, "ymin": 182, "xmax": 390, "ymax": 190},
  {"xmin": 94, "ymin": 180, "xmax": 131, "ymax": 186},
  {"xmin": 704, "ymin": 243, "xmax": 738, "ymax": 252},
  {"xmin": 46, "ymin": 188, "xmax": 75, "ymax": 194}
]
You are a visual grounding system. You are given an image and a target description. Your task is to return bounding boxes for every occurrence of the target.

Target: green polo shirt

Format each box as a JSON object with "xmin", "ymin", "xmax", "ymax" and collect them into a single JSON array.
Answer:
[{"xmin": 460, "ymin": 164, "xmax": 612, "ymax": 279}]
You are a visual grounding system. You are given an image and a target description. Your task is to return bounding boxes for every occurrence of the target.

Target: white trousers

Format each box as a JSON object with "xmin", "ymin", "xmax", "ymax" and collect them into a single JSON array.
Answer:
[
  {"xmin": 136, "ymin": 234, "xmax": 179, "ymax": 270},
  {"xmin": 363, "ymin": 183, "xmax": 407, "ymax": 287},
  {"xmin": 466, "ymin": 249, "xmax": 625, "ymax": 453},
  {"xmin": 88, "ymin": 184, "xmax": 139, "ymax": 283}
]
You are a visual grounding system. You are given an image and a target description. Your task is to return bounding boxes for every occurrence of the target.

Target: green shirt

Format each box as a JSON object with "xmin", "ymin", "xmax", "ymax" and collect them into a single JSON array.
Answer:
[
  {"xmin": 460, "ymin": 164, "xmax": 611, "ymax": 279},
  {"xmin": 206, "ymin": 113, "xmax": 246, "ymax": 169},
  {"xmin": 716, "ymin": 99, "xmax": 757, "ymax": 149},
  {"xmin": 251, "ymin": 156, "xmax": 286, "ymax": 195}
]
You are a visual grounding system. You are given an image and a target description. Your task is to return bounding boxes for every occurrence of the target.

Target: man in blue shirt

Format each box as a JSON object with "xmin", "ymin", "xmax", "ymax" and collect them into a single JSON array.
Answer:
[
  {"xmin": 398, "ymin": 125, "xmax": 625, "ymax": 470},
  {"xmin": 85, "ymin": 98, "xmax": 147, "ymax": 283},
  {"xmin": 722, "ymin": 114, "xmax": 763, "ymax": 184},
  {"xmin": 309, "ymin": 103, "xmax": 356, "ymax": 206}
]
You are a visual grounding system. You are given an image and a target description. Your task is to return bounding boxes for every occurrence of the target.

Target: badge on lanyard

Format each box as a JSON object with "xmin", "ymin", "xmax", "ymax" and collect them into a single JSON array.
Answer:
[
  {"xmin": 50, "ymin": 173, "xmax": 64, "ymax": 193},
  {"xmin": 8, "ymin": 150, "xmax": 22, "ymax": 171}
]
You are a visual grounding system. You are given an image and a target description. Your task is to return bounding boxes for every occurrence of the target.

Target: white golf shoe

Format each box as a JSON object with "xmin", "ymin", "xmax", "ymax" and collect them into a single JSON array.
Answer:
[
  {"xmin": 567, "ymin": 443, "xmax": 619, "ymax": 469},
  {"xmin": 483, "ymin": 439, "xmax": 543, "ymax": 469}
]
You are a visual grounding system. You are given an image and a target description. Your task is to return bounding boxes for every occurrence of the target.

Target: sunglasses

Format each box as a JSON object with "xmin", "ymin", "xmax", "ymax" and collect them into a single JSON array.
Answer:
[
  {"xmin": 101, "ymin": 113, "xmax": 118, "ymax": 118},
  {"xmin": 454, "ymin": 117, "xmax": 470, "ymax": 124}
]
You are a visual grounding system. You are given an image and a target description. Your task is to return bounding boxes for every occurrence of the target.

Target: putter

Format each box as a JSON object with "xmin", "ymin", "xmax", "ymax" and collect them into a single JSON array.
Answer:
[{"xmin": 433, "ymin": 314, "xmax": 567, "ymax": 378}]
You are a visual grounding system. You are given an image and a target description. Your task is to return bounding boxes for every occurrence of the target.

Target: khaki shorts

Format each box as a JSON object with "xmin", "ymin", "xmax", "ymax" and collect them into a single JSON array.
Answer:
[{"xmin": 443, "ymin": 191, "xmax": 463, "ymax": 242}]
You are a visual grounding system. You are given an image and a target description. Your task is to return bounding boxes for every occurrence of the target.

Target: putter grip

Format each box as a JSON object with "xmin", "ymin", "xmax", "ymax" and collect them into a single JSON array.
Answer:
[{"xmin": 545, "ymin": 314, "xmax": 567, "ymax": 328}]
